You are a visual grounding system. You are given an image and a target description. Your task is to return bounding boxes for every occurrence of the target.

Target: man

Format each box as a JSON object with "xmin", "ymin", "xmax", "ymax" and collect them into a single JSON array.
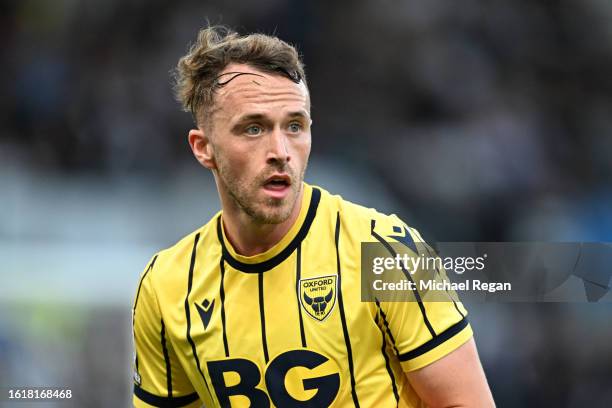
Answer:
[{"xmin": 132, "ymin": 26, "xmax": 494, "ymax": 407}]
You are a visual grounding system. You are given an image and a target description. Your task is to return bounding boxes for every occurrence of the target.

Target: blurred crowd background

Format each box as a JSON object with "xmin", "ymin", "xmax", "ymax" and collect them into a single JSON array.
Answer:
[{"xmin": 1, "ymin": 0, "xmax": 611, "ymax": 407}]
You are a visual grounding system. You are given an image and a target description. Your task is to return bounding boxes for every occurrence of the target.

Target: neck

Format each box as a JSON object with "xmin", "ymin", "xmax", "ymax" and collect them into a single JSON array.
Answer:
[{"xmin": 221, "ymin": 186, "xmax": 304, "ymax": 257}]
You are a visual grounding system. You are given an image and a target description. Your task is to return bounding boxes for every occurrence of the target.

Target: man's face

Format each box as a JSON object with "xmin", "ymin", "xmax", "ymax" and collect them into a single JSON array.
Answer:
[{"xmin": 206, "ymin": 63, "xmax": 311, "ymax": 224}]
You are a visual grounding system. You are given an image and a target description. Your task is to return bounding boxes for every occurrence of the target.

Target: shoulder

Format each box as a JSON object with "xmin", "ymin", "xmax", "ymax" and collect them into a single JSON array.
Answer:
[{"xmin": 313, "ymin": 184, "xmax": 424, "ymax": 243}]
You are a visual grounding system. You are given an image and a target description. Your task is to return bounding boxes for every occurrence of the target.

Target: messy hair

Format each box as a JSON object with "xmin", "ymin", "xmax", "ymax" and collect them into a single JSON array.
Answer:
[{"xmin": 173, "ymin": 25, "xmax": 307, "ymax": 127}]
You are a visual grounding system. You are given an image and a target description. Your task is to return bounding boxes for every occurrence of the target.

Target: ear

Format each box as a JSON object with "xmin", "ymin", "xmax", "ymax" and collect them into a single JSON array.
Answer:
[{"xmin": 188, "ymin": 128, "xmax": 216, "ymax": 170}]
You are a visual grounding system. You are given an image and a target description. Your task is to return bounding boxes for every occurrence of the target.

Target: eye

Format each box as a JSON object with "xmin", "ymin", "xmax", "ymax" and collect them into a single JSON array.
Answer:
[
  {"xmin": 288, "ymin": 122, "xmax": 302, "ymax": 133},
  {"xmin": 245, "ymin": 124, "xmax": 263, "ymax": 136}
]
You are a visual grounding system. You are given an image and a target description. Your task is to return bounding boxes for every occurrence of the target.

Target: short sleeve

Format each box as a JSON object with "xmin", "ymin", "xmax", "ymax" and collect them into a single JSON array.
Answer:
[
  {"xmin": 372, "ymin": 217, "xmax": 473, "ymax": 372},
  {"xmin": 132, "ymin": 256, "xmax": 202, "ymax": 407}
]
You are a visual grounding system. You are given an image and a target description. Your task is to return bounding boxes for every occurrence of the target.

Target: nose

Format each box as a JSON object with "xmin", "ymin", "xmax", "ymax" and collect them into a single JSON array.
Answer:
[{"xmin": 266, "ymin": 127, "xmax": 291, "ymax": 165}]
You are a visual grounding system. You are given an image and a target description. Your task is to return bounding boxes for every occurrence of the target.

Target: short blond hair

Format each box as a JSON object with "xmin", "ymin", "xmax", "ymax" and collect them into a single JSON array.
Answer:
[{"xmin": 173, "ymin": 26, "xmax": 307, "ymax": 126}]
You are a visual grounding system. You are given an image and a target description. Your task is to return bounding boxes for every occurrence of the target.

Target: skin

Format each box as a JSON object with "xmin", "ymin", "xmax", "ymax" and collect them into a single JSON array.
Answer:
[
  {"xmin": 188, "ymin": 63, "xmax": 494, "ymax": 406},
  {"xmin": 407, "ymin": 338, "xmax": 496, "ymax": 407},
  {"xmin": 188, "ymin": 63, "xmax": 312, "ymax": 255}
]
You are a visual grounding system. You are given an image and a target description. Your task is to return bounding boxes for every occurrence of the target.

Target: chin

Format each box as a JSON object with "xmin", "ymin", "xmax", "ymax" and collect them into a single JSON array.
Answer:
[
  {"xmin": 246, "ymin": 187, "xmax": 300, "ymax": 224},
  {"xmin": 258, "ymin": 207, "xmax": 293, "ymax": 224},
  {"xmin": 249, "ymin": 200, "xmax": 293, "ymax": 224}
]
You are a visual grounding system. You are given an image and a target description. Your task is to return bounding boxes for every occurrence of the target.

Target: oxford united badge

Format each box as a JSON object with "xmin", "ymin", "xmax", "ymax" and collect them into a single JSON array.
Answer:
[{"xmin": 299, "ymin": 275, "xmax": 337, "ymax": 321}]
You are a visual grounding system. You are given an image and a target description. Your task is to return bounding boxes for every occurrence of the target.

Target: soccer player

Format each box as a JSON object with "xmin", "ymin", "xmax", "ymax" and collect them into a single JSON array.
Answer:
[{"xmin": 131, "ymin": 26, "xmax": 495, "ymax": 407}]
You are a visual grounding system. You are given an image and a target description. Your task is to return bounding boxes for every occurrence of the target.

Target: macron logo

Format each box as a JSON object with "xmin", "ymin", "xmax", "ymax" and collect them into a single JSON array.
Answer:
[
  {"xmin": 195, "ymin": 299, "xmax": 215, "ymax": 330},
  {"xmin": 388, "ymin": 225, "xmax": 417, "ymax": 253}
]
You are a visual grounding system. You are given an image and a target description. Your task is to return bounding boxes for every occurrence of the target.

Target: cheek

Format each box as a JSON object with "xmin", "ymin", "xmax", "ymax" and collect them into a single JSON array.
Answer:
[
  {"xmin": 293, "ymin": 136, "xmax": 311, "ymax": 163},
  {"xmin": 215, "ymin": 138, "xmax": 253, "ymax": 167},
  {"xmin": 221, "ymin": 152, "xmax": 250, "ymax": 174},
  {"xmin": 227, "ymin": 148, "xmax": 265, "ymax": 182}
]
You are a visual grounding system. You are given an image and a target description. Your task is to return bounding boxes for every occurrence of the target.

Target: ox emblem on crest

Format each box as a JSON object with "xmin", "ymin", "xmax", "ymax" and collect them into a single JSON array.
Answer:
[{"xmin": 299, "ymin": 275, "xmax": 337, "ymax": 322}]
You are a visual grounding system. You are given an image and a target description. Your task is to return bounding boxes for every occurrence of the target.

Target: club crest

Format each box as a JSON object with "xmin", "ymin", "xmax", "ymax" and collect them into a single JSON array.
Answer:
[{"xmin": 299, "ymin": 275, "xmax": 337, "ymax": 322}]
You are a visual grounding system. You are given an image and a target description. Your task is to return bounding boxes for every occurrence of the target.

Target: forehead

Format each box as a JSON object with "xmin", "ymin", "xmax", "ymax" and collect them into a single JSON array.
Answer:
[{"xmin": 213, "ymin": 63, "xmax": 310, "ymax": 119}]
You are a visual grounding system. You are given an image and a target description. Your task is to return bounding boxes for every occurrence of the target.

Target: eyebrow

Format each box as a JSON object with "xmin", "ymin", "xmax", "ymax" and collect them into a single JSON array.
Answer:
[
  {"xmin": 287, "ymin": 111, "xmax": 311, "ymax": 120},
  {"xmin": 234, "ymin": 113, "xmax": 266, "ymax": 123},
  {"xmin": 234, "ymin": 111, "xmax": 310, "ymax": 124}
]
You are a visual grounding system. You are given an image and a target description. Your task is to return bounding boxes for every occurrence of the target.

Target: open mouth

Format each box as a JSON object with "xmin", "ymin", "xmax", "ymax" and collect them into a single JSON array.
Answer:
[{"xmin": 264, "ymin": 174, "xmax": 291, "ymax": 191}]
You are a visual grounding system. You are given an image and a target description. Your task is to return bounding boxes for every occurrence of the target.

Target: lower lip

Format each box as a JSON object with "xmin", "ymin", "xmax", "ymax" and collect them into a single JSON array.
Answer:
[{"xmin": 263, "ymin": 183, "xmax": 291, "ymax": 199}]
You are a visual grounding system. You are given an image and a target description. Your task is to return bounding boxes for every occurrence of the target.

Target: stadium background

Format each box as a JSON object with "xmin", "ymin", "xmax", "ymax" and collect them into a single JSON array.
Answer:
[{"xmin": 1, "ymin": 0, "xmax": 611, "ymax": 406}]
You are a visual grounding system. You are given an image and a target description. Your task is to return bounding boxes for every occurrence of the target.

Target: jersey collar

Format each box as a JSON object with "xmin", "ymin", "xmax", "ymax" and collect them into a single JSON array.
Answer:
[{"xmin": 217, "ymin": 183, "xmax": 321, "ymax": 273}]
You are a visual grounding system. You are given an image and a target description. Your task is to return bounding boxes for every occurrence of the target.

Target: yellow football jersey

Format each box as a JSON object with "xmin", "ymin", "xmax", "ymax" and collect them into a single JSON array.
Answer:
[{"xmin": 132, "ymin": 183, "xmax": 472, "ymax": 407}]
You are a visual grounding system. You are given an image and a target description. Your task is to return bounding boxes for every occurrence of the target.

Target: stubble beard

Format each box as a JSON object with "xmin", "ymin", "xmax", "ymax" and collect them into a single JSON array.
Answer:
[{"xmin": 217, "ymin": 158, "xmax": 305, "ymax": 225}]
